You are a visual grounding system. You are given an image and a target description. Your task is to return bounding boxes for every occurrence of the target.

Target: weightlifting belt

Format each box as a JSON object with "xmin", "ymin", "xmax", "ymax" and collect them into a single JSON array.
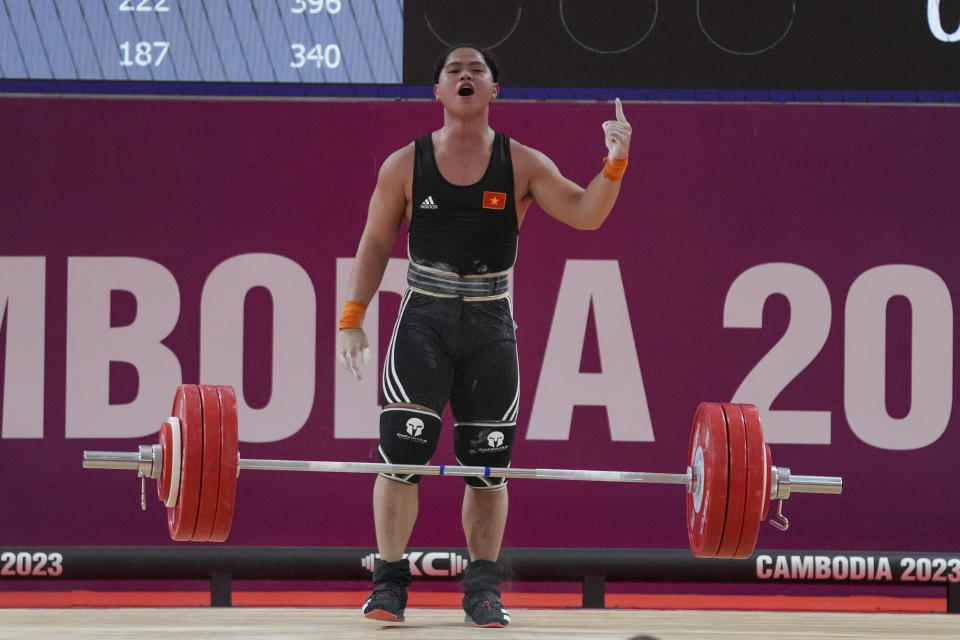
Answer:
[{"xmin": 406, "ymin": 261, "xmax": 510, "ymax": 300}]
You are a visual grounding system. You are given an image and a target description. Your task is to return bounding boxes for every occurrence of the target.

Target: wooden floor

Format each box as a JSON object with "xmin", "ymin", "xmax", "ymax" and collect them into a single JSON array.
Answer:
[{"xmin": 0, "ymin": 608, "xmax": 957, "ymax": 639}]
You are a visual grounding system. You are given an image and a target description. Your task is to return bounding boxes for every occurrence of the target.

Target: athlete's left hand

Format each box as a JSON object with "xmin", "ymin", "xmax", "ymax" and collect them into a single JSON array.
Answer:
[
  {"xmin": 602, "ymin": 98, "xmax": 631, "ymax": 159},
  {"xmin": 337, "ymin": 328, "xmax": 370, "ymax": 380}
]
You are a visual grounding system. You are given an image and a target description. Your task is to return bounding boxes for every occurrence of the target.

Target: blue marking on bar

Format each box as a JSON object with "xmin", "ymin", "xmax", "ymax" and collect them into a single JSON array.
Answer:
[
  {"xmin": 439, "ymin": 465, "xmax": 445, "ymax": 476},
  {"xmin": 485, "ymin": 466, "xmax": 491, "ymax": 477}
]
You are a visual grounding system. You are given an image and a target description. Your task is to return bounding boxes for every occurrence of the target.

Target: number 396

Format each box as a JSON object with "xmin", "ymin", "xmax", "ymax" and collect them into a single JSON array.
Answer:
[{"xmin": 291, "ymin": 0, "xmax": 341, "ymax": 14}]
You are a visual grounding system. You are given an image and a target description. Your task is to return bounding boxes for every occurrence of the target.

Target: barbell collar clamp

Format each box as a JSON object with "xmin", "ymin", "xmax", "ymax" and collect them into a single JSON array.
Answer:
[
  {"xmin": 84, "ymin": 446, "xmax": 162, "ymax": 478},
  {"xmin": 770, "ymin": 465, "xmax": 842, "ymax": 499}
]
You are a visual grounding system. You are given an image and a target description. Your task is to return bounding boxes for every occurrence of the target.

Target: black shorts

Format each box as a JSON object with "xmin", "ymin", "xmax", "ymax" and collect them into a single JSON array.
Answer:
[{"xmin": 381, "ymin": 290, "xmax": 519, "ymax": 423}]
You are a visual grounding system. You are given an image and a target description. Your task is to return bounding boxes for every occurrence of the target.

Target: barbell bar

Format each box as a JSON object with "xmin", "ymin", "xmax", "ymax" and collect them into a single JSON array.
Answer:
[
  {"xmin": 83, "ymin": 450, "xmax": 840, "ymax": 491},
  {"xmin": 81, "ymin": 384, "xmax": 842, "ymax": 557},
  {"xmin": 86, "ymin": 452, "xmax": 693, "ymax": 484}
]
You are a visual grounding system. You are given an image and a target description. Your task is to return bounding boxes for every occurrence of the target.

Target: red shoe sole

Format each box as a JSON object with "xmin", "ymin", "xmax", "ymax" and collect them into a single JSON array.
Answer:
[{"xmin": 365, "ymin": 609, "xmax": 404, "ymax": 622}]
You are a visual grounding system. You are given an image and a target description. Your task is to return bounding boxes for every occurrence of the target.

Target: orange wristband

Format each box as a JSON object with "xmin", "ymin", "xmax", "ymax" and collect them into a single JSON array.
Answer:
[
  {"xmin": 338, "ymin": 301, "xmax": 367, "ymax": 330},
  {"xmin": 603, "ymin": 156, "xmax": 628, "ymax": 181}
]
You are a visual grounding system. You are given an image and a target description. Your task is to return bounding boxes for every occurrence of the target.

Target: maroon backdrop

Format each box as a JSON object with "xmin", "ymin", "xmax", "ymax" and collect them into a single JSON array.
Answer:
[{"xmin": 0, "ymin": 96, "xmax": 957, "ymax": 557}]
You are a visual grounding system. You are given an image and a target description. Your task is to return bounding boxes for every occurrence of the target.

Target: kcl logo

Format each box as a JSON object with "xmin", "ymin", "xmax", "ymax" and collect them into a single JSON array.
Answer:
[{"xmin": 361, "ymin": 551, "xmax": 469, "ymax": 577}]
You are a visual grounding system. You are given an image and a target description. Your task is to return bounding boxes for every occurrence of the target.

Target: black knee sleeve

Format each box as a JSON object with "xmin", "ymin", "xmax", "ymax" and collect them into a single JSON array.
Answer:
[
  {"xmin": 378, "ymin": 406, "xmax": 442, "ymax": 484},
  {"xmin": 454, "ymin": 421, "xmax": 515, "ymax": 489}
]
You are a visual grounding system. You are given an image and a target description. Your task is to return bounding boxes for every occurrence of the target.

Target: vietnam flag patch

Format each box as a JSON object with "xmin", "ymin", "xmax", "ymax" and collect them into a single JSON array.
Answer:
[{"xmin": 482, "ymin": 191, "xmax": 507, "ymax": 210}]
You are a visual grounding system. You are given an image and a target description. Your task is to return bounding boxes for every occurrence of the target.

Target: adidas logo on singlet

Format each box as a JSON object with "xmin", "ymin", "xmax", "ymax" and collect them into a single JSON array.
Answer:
[{"xmin": 419, "ymin": 195, "xmax": 439, "ymax": 210}]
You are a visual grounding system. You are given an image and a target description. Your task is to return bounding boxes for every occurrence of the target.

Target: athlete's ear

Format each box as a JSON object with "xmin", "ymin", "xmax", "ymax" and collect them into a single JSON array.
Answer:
[
  {"xmin": 434, "ymin": 84, "xmax": 439, "ymax": 100},
  {"xmin": 492, "ymin": 82, "xmax": 499, "ymax": 100}
]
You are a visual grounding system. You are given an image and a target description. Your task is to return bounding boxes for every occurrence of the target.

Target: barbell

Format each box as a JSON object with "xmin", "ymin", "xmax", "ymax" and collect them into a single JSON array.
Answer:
[{"xmin": 82, "ymin": 384, "xmax": 842, "ymax": 558}]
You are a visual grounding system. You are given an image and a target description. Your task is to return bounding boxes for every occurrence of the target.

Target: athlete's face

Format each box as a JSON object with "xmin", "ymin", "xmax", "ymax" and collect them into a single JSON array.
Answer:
[{"xmin": 434, "ymin": 48, "xmax": 499, "ymax": 109}]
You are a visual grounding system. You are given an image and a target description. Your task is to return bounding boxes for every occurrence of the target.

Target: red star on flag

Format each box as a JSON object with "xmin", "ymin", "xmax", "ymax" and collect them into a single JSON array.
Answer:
[{"xmin": 483, "ymin": 191, "xmax": 507, "ymax": 210}]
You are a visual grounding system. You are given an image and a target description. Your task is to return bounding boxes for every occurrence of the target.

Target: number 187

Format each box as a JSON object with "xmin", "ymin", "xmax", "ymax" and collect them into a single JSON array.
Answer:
[{"xmin": 119, "ymin": 41, "xmax": 170, "ymax": 67}]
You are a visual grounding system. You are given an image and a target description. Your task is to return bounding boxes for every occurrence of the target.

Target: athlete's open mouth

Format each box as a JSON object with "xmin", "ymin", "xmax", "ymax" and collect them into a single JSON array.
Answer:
[{"xmin": 458, "ymin": 85, "xmax": 475, "ymax": 97}]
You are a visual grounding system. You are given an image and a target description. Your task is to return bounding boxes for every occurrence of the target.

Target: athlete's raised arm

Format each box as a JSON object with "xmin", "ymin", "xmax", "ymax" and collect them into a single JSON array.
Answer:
[{"xmin": 518, "ymin": 98, "xmax": 631, "ymax": 230}]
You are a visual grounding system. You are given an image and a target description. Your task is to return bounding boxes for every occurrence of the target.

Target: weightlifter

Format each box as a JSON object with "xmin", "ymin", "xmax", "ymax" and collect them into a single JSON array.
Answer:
[{"xmin": 336, "ymin": 44, "xmax": 632, "ymax": 627}]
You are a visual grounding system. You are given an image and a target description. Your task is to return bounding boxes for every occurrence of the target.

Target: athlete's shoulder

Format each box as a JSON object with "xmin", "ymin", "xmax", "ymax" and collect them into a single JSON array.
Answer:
[
  {"xmin": 378, "ymin": 142, "xmax": 416, "ymax": 180},
  {"xmin": 508, "ymin": 138, "xmax": 558, "ymax": 176},
  {"xmin": 383, "ymin": 141, "xmax": 416, "ymax": 165}
]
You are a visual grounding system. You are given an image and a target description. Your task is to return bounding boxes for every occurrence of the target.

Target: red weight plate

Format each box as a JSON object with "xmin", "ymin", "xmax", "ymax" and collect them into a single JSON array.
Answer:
[
  {"xmin": 167, "ymin": 385, "xmax": 203, "ymax": 541},
  {"xmin": 208, "ymin": 385, "xmax": 239, "ymax": 542},
  {"xmin": 156, "ymin": 421, "xmax": 173, "ymax": 503},
  {"xmin": 734, "ymin": 404, "xmax": 768, "ymax": 559},
  {"xmin": 761, "ymin": 443, "xmax": 773, "ymax": 521},
  {"xmin": 716, "ymin": 403, "xmax": 748, "ymax": 558},
  {"xmin": 191, "ymin": 385, "xmax": 223, "ymax": 541},
  {"xmin": 686, "ymin": 402, "xmax": 729, "ymax": 558}
]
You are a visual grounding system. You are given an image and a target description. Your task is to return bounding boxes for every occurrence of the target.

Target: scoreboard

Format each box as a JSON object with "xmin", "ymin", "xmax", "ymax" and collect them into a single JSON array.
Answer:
[
  {"xmin": 1, "ymin": 1, "xmax": 959, "ymax": 97},
  {"xmin": 0, "ymin": 0, "xmax": 401, "ymax": 84}
]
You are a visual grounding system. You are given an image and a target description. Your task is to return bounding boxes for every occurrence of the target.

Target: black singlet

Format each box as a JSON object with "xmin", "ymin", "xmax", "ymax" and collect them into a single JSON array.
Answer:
[{"xmin": 409, "ymin": 131, "xmax": 519, "ymax": 276}]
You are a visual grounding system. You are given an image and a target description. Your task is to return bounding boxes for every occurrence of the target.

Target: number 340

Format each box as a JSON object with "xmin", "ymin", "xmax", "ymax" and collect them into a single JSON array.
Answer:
[{"xmin": 290, "ymin": 44, "xmax": 342, "ymax": 69}]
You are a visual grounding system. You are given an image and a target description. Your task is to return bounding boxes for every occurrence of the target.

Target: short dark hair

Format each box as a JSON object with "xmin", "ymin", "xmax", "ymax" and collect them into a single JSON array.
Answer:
[{"xmin": 432, "ymin": 44, "xmax": 500, "ymax": 84}]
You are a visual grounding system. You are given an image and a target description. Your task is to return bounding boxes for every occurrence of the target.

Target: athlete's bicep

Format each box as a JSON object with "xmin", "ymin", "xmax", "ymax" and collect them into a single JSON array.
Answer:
[
  {"xmin": 359, "ymin": 148, "xmax": 411, "ymax": 252},
  {"xmin": 345, "ymin": 148, "xmax": 412, "ymax": 303},
  {"xmin": 524, "ymin": 150, "xmax": 589, "ymax": 226},
  {"xmin": 362, "ymin": 185, "xmax": 404, "ymax": 249}
]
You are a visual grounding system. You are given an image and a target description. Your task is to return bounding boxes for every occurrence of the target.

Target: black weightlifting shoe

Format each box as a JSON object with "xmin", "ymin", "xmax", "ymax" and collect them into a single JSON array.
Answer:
[
  {"xmin": 362, "ymin": 586, "xmax": 406, "ymax": 622},
  {"xmin": 463, "ymin": 592, "xmax": 511, "ymax": 627},
  {"xmin": 362, "ymin": 558, "xmax": 411, "ymax": 622},
  {"xmin": 461, "ymin": 559, "xmax": 510, "ymax": 627}
]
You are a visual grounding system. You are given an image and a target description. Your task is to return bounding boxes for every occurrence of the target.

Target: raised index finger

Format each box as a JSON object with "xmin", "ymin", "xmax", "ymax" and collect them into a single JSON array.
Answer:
[{"xmin": 615, "ymin": 97, "xmax": 627, "ymax": 123}]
